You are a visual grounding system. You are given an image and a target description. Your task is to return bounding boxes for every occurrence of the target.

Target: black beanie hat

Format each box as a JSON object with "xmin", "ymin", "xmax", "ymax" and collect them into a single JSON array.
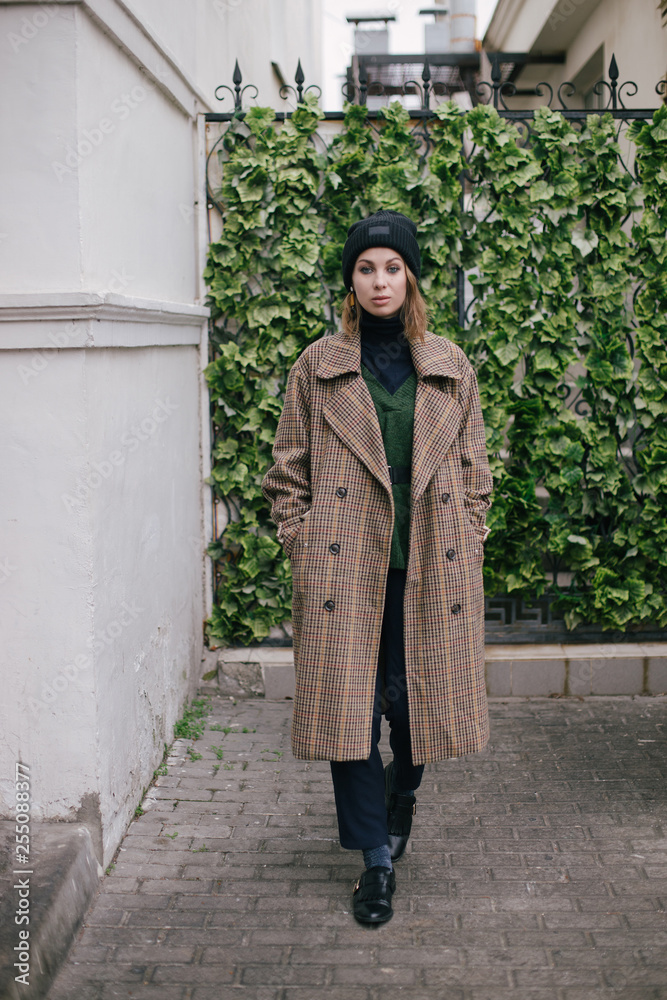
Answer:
[{"xmin": 342, "ymin": 210, "xmax": 421, "ymax": 290}]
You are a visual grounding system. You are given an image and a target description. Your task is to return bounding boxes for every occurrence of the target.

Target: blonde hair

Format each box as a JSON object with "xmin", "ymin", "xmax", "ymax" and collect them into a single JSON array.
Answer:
[{"xmin": 341, "ymin": 266, "xmax": 427, "ymax": 342}]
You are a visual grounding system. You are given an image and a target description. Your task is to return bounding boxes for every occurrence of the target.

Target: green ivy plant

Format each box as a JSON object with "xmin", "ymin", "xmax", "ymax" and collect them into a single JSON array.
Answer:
[{"xmin": 204, "ymin": 97, "xmax": 667, "ymax": 645}]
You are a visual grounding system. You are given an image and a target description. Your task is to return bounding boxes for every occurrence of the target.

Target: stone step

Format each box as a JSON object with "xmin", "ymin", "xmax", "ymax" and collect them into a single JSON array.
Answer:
[
  {"xmin": 214, "ymin": 643, "xmax": 667, "ymax": 700},
  {"xmin": 0, "ymin": 822, "xmax": 101, "ymax": 1000}
]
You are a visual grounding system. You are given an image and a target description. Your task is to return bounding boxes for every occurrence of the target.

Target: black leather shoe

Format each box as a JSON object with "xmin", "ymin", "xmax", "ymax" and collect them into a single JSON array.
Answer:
[
  {"xmin": 352, "ymin": 866, "xmax": 396, "ymax": 925},
  {"xmin": 385, "ymin": 761, "xmax": 416, "ymax": 862}
]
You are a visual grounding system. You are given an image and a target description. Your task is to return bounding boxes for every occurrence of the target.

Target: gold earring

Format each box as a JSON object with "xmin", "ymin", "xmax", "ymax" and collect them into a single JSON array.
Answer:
[{"xmin": 349, "ymin": 290, "xmax": 355, "ymax": 308}]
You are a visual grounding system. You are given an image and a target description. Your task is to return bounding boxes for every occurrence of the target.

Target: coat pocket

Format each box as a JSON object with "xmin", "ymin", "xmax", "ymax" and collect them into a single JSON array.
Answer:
[
  {"xmin": 285, "ymin": 509, "xmax": 312, "ymax": 559},
  {"xmin": 460, "ymin": 508, "xmax": 485, "ymax": 565}
]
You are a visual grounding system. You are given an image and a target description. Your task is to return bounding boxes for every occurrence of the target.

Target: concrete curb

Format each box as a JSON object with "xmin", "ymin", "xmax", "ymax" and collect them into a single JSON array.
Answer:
[
  {"xmin": 217, "ymin": 643, "xmax": 667, "ymax": 700},
  {"xmin": 216, "ymin": 647, "xmax": 295, "ymax": 699},
  {"xmin": 0, "ymin": 822, "xmax": 101, "ymax": 1000}
]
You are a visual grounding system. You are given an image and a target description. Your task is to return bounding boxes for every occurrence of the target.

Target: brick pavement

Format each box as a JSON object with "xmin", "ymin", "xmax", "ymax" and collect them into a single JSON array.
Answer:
[{"xmin": 48, "ymin": 694, "xmax": 667, "ymax": 1000}]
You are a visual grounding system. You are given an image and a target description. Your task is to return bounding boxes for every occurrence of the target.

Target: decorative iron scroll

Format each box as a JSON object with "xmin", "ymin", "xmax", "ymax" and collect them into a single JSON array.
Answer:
[
  {"xmin": 483, "ymin": 595, "xmax": 667, "ymax": 645},
  {"xmin": 207, "ymin": 54, "xmax": 667, "ymax": 120},
  {"xmin": 214, "ymin": 60, "xmax": 258, "ymax": 113}
]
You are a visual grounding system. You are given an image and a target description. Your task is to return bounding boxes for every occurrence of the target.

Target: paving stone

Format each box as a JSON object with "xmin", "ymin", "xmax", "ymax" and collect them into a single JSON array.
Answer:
[
  {"xmin": 152, "ymin": 964, "xmax": 235, "ymax": 984},
  {"xmin": 422, "ymin": 966, "xmax": 513, "ymax": 986},
  {"xmin": 46, "ymin": 694, "xmax": 667, "ymax": 1000},
  {"xmin": 200, "ymin": 944, "xmax": 284, "ymax": 964},
  {"xmin": 100, "ymin": 989, "xmax": 186, "ymax": 1000},
  {"xmin": 333, "ymin": 964, "xmax": 417, "ymax": 986},
  {"xmin": 284, "ymin": 991, "xmax": 372, "ymax": 1000},
  {"xmin": 192, "ymin": 990, "xmax": 278, "ymax": 1000},
  {"xmin": 138, "ymin": 878, "xmax": 214, "ymax": 894},
  {"xmin": 241, "ymin": 964, "xmax": 327, "ymax": 985}
]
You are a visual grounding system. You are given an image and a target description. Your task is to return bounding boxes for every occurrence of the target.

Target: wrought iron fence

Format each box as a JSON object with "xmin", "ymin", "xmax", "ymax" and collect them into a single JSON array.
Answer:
[
  {"xmin": 205, "ymin": 54, "xmax": 667, "ymax": 643},
  {"xmin": 207, "ymin": 53, "xmax": 665, "ymax": 323}
]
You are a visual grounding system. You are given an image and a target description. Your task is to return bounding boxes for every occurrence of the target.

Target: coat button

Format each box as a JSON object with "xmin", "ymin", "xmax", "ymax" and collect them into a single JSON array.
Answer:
[
  {"xmin": 336, "ymin": 487, "xmax": 347, "ymax": 498},
  {"xmin": 451, "ymin": 603, "xmax": 461, "ymax": 615},
  {"xmin": 446, "ymin": 548, "xmax": 456, "ymax": 560},
  {"xmin": 441, "ymin": 492, "xmax": 450, "ymax": 503},
  {"xmin": 324, "ymin": 600, "xmax": 335, "ymax": 612},
  {"xmin": 329, "ymin": 543, "xmax": 340, "ymax": 555}
]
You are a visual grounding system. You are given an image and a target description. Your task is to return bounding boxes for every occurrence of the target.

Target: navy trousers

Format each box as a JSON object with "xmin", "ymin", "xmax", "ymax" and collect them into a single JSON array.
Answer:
[{"xmin": 330, "ymin": 567, "xmax": 425, "ymax": 850}]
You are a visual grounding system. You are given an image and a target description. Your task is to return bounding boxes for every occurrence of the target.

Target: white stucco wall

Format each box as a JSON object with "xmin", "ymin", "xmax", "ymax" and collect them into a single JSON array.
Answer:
[
  {"xmin": 0, "ymin": 0, "xmax": 209, "ymax": 868},
  {"xmin": 125, "ymin": 0, "xmax": 322, "ymax": 111},
  {"xmin": 0, "ymin": 0, "xmax": 321, "ymax": 867},
  {"xmin": 1, "ymin": 335, "xmax": 204, "ymax": 863},
  {"xmin": 1, "ymin": 5, "xmax": 81, "ymax": 291},
  {"xmin": 1, "ymin": 5, "xmax": 200, "ymax": 300},
  {"xmin": 75, "ymin": 12, "xmax": 199, "ymax": 303},
  {"xmin": 87, "ymin": 343, "xmax": 204, "ymax": 859},
  {"xmin": 4, "ymin": 349, "xmax": 100, "ymax": 844}
]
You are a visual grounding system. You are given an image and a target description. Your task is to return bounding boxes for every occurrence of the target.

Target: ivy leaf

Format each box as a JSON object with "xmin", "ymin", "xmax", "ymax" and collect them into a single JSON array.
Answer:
[
  {"xmin": 530, "ymin": 180, "xmax": 555, "ymax": 202},
  {"xmin": 492, "ymin": 340, "xmax": 521, "ymax": 366},
  {"xmin": 572, "ymin": 228, "xmax": 599, "ymax": 257},
  {"xmin": 203, "ymin": 98, "xmax": 667, "ymax": 644},
  {"xmin": 533, "ymin": 348, "xmax": 560, "ymax": 372}
]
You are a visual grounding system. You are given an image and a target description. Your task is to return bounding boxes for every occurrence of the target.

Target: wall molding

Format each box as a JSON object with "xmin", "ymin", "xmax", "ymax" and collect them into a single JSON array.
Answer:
[{"xmin": 0, "ymin": 292, "xmax": 210, "ymax": 349}]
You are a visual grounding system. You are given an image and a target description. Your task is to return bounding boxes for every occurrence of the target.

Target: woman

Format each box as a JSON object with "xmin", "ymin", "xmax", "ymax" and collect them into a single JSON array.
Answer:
[{"xmin": 262, "ymin": 210, "xmax": 492, "ymax": 925}]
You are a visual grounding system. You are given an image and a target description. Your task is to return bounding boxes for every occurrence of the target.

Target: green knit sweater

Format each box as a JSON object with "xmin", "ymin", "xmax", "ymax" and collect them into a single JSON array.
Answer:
[{"xmin": 361, "ymin": 363, "xmax": 417, "ymax": 570}]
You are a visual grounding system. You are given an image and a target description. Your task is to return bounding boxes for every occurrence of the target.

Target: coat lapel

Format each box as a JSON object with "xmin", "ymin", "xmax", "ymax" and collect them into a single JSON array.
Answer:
[
  {"xmin": 411, "ymin": 381, "xmax": 463, "ymax": 507},
  {"xmin": 317, "ymin": 329, "xmax": 465, "ymax": 500},
  {"xmin": 319, "ymin": 332, "xmax": 391, "ymax": 491},
  {"xmin": 322, "ymin": 379, "xmax": 391, "ymax": 492},
  {"xmin": 409, "ymin": 331, "xmax": 465, "ymax": 507}
]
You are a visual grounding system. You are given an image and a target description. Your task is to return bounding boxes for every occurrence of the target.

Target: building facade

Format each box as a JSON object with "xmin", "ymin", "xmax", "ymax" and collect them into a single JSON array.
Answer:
[
  {"xmin": 483, "ymin": 0, "xmax": 667, "ymax": 109},
  {"xmin": 0, "ymin": 0, "xmax": 320, "ymax": 867}
]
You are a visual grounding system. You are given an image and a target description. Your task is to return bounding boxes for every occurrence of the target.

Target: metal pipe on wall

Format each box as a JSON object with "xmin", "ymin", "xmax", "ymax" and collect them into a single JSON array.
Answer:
[{"xmin": 450, "ymin": 0, "xmax": 477, "ymax": 53}]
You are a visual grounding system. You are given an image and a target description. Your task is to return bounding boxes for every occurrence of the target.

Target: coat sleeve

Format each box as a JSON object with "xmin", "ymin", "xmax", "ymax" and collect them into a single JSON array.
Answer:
[
  {"xmin": 458, "ymin": 363, "xmax": 493, "ymax": 541},
  {"xmin": 261, "ymin": 355, "xmax": 312, "ymax": 556}
]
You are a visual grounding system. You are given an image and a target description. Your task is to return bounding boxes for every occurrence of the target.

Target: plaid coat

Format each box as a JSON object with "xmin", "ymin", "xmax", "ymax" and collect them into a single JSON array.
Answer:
[{"xmin": 261, "ymin": 328, "xmax": 493, "ymax": 764}]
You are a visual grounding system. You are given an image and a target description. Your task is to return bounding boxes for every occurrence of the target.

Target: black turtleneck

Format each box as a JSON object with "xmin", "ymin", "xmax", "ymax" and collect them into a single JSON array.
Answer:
[{"xmin": 359, "ymin": 308, "xmax": 415, "ymax": 396}]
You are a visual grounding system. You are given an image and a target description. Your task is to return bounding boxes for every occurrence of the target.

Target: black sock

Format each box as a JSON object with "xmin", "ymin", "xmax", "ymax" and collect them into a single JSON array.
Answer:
[{"xmin": 362, "ymin": 844, "xmax": 393, "ymax": 870}]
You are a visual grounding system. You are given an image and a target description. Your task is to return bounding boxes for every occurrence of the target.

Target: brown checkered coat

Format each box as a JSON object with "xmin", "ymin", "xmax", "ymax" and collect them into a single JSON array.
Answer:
[{"xmin": 261, "ymin": 328, "xmax": 493, "ymax": 764}]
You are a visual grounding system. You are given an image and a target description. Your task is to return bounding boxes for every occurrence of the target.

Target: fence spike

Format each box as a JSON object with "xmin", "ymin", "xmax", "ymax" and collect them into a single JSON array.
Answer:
[
  {"xmin": 295, "ymin": 59, "xmax": 305, "ymax": 103},
  {"xmin": 490, "ymin": 53, "xmax": 501, "ymax": 109},
  {"xmin": 609, "ymin": 52, "xmax": 619, "ymax": 109},
  {"xmin": 232, "ymin": 60, "xmax": 242, "ymax": 109},
  {"xmin": 422, "ymin": 55, "xmax": 431, "ymax": 110}
]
